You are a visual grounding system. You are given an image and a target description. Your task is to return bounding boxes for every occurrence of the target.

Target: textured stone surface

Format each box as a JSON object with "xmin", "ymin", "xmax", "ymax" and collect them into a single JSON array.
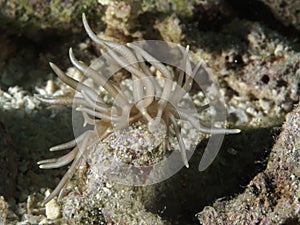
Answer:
[
  {"xmin": 0, "ymin": 0, "xmax": 104, "ymax": 37},
  {"xmin": 0, "ymin": 196, "xmax": 8, "ymax": 225},
  {"xmin": 60, "ymin": 122, "xmax": 169, "ymax": 224},
  {"xmin": 187, "ymin": 19, "xmax": 300, "ymax": 128},
  {"xmin": 197, "ymin": 106, "xmax": 300, "ymax": 224},
  {"xmin": 0, "ymin": 0, "xmax": 231, "ymax": 40}
]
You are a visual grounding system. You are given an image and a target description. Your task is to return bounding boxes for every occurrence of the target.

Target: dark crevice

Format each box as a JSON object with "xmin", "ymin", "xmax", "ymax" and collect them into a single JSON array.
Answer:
[
  {"xmin": 225, "ymin": 0, "xmax": 300, "ymax": 39},
  {"xmin": 148, "ymin": 127, "xmax": 281, "ymax": 225},
  {"xmin": 136, "ymin": 12, "xmax": 164, "ymax": 40},
  {"xmin": 0, "ymin": 21, "xmax": 86, "ymax": 90},
  {"xmin": 281, "ymin": 218, "xmax": 300, "ymax": 225}
]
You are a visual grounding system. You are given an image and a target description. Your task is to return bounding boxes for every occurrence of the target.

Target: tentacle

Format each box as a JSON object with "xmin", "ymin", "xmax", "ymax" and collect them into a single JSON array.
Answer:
[
  {"xmin": 69, "ymin": 48, "xmax": 128, "ymax": 107},
  {"xmin": 48, "ymin": 131, "xmax": 88, "ymax": 152},
  {"xmin": 127, "ymin": 43, "xmax": 174, "ymax": 126},
  {"xmin": 182, "ymin": 60, "xmax": 201, "ymax": 93},
  {"xmin": 37, "ymin": 95, "xmax": 108, "ymax": 112},
  {"xmin": 135, "ymin": 52, "xmax": 159, "ymax": 100},
  {"xmin": 76, "ymin": 107, "xmax": 122, "ymax": 122},
  {"xmin": 175, "ymin": 104, "xmax": 210, "ymax": 117},
  {"xmin": 42, "ymin": 130, "xmax": 95, "ymax": 205},
  {"xmin": 169, "ymin": 113, "xmax": 189, "ymax": 168},
  {"xmin": 82, "ymin": 111, "xmax": 96, "ymax": 126},
  {"xmin": 178, "ymin": 110, "xmax": 240, "ymax": 134},
  {"xmin": 83, "ymin": 13, "xmax": 141, "ymax": 68},
  {"xmin": 127, "ymin": 43, "xmax": 173, "ymax": 80},
  {"xmin": 42, "ymin": 146, "xmax": 80, "ymax": 204},
  {"xmin": 37, "ymin": 148, "xmax": 78, "ymax": 169},
  {"xmin": 107, "ymin": 49, "xmax": 157, "ymax": 125},
  {"xmin": 106, "ymin": 49, "xmax": 144, "ymax": 104},
  {"xmin": 176, "ymin": 45, "xmax": 190, "ymax": 87},
  {"xmin": 171, "ymin": 61, "xmax": 202, "ymax": 106},
  {"xmin": 82, "ymin": 13, "xmax": 112, "ymax": 48},
  {"xmin": 36, "ymin": 96, "xmax": 75, "ymax": 105},
  {"xmin": 80, "ymin": 17, "xmax": 159, "ymax": 124},
  {"xmin": 80, "ymin": 90, "xmax": 110, "ymax": 113},
  {"xmin": 127, "ymin": 43, "xmax": 173, "ymax": 111},
  {"xmin": 49, "ymin": 139, "xmax": 77, "ymax": 152},
  {"xmin": 49, "ymin": 62, "xmax": 99, "ymax": 102},
  {"xmin": 162, "ymin": 114, "xmax": 170, "ymax": 152}
]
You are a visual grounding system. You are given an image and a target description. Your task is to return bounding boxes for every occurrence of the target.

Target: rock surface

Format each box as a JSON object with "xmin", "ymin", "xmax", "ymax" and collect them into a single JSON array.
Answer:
[
  {"xmin": 0, "ymin": 196, "xmax": 8, "ymax": 225},
  {"xmin": 0, "ymin": 0, "xmax": 104, "ymax": 38},
  {"xmin": 197, "ymin": 106, "xmax": 300, "ymax": 224},
  {"xmin": 187, "ymin": 19, "xmax": 300, "ymax": 128}
]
